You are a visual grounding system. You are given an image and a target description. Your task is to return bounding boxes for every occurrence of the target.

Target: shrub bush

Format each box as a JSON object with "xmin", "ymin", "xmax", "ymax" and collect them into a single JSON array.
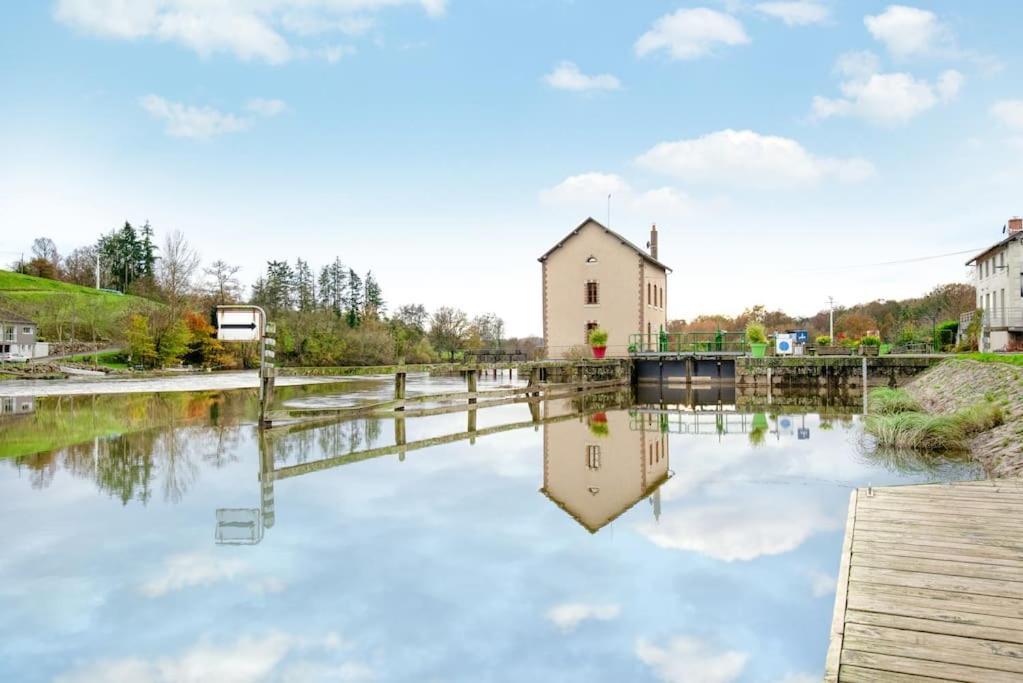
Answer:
[
  {"xmin": 588, "ymin": 328, "xmax": 608, "ymax": 346},
  {"xmin": 746, "ymin": 323, "xmax": 767, "ymax": 344},
  {"xmin": 816, "ymin": 335, "xmax": 831, "ymax": 346},
  {"xmin": 867, "ymin": 388, "xmax": 922, "ymax": 415},
  {"xmin": 860, "ymin": 335, "xmax": 881, "ymax": 347}
]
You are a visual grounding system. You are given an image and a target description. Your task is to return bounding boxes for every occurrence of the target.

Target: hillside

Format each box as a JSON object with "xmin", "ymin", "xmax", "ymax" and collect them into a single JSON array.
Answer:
[{"xmin": 0, "ymin": 270, "xmax": 156, "ymax": 342}]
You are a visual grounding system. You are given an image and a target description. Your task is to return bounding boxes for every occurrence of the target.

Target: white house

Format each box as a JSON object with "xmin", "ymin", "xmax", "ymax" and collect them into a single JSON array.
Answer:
[
  {"xmin": 0, "ymin": 309, "xmax": 45, "ymax": 360},
  {"xmin": 966, "ymin": 217, "xmax": 1023, "ymax": 352}
]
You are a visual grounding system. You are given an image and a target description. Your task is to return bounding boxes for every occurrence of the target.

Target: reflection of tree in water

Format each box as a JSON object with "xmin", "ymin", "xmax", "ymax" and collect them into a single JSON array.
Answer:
[
  {"xmin": 10, "ymin": 390, "xmax": 254, "ymax": 505},
  {"xmin": 268, "ymin": 417, "xmax": 384, "ymax": 466}
]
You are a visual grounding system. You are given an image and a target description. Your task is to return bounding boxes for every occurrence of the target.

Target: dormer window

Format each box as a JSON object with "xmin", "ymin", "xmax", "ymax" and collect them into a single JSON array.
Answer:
[{"xmin": 585, "ymin": 255, "xmax": 598, "ymax": 263}]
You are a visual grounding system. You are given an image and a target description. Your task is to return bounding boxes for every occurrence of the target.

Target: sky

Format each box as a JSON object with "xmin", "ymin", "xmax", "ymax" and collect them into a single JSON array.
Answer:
[{"xmin": 2, "ymin": 1, "xmax": 1022, "ymax": 335}]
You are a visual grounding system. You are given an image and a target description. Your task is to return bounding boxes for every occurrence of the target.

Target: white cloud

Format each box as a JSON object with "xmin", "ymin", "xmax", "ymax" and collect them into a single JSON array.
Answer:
[
  {"xmin": 546, "ymin": 603, "xmax": 621, "ymax": 632},
  {"xmin": 246, "ymin": 98, "xmax": 288, "ymax": 117},
  {"xmin": 864, "ymin": 5, "xmax": 951, "ymax": 59},
  {"xmin": 754, "ymin": 1, "xmax": 829, "ymax": 26},
  {"xmin": 540, "ymin": 173, "xmax": 698, "ymax": 221},
  {"xmin": 54, "ymin": 0, "xmax": 444, "ymax": 63},
  {"xmin": 635, "ymin": 129, "xmax": 874, "ymax": 187},
  {"xmin": 54, "ymin": 632, "xmax": 357, "ymax": 683},
  {"xmin": 812, "ymin": 52, "xmax": 963, "ymax": 125},
  {"xmin": 991, "ymin": 100, "xmax": 1023, "ymax": 131},
  {"xmin": 635, "ymin": 8, "xmax": 749, "ymax": 60},
  {"xmin": 775, "ymin": 674, "xmax": 818, "ymax": 683},
  {"xmin": 138, "ymin": 550, "xmax": 248, "ymax": 596},
  {"xmin": 544, "ymin": 61, "xmax": 621, "ymax": 92},
  {"xmin": 636, "ymin": 636, "xmax": 747, "ymax": 683},
  {"xmin": 141, "ymin": 96, "xmax": 289, "ymax": 139},
  {"xmin": 320, "ymin": 44, "xmax": 357, "ymax": 63},
  {"xmin": 636, "ymin": 496, "xmax": 841, "ymax": 562},
  {"xmin": 805, "ymin": 568, "xmax": 836, "ymax": 597}
]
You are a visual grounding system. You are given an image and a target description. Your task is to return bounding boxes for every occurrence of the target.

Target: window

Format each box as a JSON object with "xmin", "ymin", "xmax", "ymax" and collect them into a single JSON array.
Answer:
[
  {"xmin": 647, "ymin": 283, "xmax": 651, "ymax": 305},
  {"xmin": 585, "ymin": 255, "xmax": 598, "ymax": 264},
  {"xmin": 22, "ymin": 327, "xmax": 31, "ymax": 335},
  {"xmin": 1002, "ymin": 289, "xmax": 1006, "ymax": 323},
  {"xmin": 586, "ymin": 445, "xmax": 601, "ymax": 470},
  {"xmin": 585, "ymin": 281, "xmax": 599, "ymax": 305},
  {"xmin": 585, "ymin": 321, "xmax": 599, "ymax": 343},
  {"xmin": 3, "ymin": 326, "xmax": 13, "ymax": 342},
  {"xmin": 1, "ymin": 398, "xmax": 12, "ymax": 414}
]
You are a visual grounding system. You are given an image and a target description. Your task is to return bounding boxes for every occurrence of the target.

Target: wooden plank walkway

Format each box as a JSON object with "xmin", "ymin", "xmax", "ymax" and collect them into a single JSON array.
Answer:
[{"xmin": 825, "ymin": 479, "xmax": 1023, "ymax": 682}]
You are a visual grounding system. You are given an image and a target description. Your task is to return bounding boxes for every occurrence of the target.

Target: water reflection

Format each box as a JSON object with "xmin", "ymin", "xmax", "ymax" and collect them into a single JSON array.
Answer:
[
  {"xmin": 0, "ymin": 383, "xmax": 986, "ymax": 683},
  {"xmin": 542, "ymin": 398, "xmax": 669, "ymax": 533}
]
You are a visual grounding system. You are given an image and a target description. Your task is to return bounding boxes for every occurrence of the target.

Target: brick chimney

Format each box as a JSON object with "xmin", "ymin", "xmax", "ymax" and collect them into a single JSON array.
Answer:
[
  {"xmin": 649, "ymin": 224, "xmax": 658, "ymax": 260},
  {"xmin": 1009, "ymin": 217, "xmax": 1023, "ymax": 235}
]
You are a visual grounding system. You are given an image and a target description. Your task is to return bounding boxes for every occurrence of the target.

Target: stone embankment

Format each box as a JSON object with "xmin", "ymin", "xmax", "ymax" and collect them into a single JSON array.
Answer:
[{"xmin": 904, "ymin": 359, "xmax": 1023, "ymax": 476}]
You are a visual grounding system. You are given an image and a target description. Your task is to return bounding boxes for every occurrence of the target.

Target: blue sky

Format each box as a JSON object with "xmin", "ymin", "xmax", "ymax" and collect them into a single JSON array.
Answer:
[{"xmin": 2, "ymin": 1, "xmax": 1022, "ymax": 334}]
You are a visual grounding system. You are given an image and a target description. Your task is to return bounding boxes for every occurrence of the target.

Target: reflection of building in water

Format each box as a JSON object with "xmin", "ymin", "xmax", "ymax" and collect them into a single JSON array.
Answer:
[
  {"xmin": 541, "ymin": 399, "xmax": 669, "ymax": 533},
  {"xmin": 0, "ymin": 396, "xmax": 35, "ymax": 417}
]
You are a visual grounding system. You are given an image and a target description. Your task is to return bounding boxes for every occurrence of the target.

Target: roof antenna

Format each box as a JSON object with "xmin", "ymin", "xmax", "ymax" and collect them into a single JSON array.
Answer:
[{"xmin": 607, "ymin": 193, "xmax": 611, "ymax": 228}]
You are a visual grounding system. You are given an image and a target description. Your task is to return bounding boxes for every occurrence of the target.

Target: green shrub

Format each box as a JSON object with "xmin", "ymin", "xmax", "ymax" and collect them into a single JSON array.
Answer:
[
  {"xmin": 865, "ymin": 401, "xmax": 1004, "ymax": 452},
  {"xmin": 868, "ymin": 388, "xmax": 922, "ymax": 414},
  {"xmin": 746, "ymin": 323, "xmax": 767, "ymax": 344},
  {"xmin": 816, "ymin": 335, "xmax": 831, "ymax": 346},
  {"xmin": 588, "ymin": 328, "xmax": 608, "ymax": 346},
  {"xmin": 860, "ymin": 335, "xmax": 881, "ymax": 347}
]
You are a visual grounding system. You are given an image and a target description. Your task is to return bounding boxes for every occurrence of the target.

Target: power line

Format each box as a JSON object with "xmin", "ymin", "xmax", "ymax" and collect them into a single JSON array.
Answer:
[{"xmin": 792, "ymin": 247, "xmax": 983, "ymax": 273}]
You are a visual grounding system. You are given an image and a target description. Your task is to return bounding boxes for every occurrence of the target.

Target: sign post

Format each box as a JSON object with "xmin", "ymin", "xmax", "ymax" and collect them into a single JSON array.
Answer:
[{"xmin": 216, "ymin": 305, "xmax": 276, "ymax": 428}]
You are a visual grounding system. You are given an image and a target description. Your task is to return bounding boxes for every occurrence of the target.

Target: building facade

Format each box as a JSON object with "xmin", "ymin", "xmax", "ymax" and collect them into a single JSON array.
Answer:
[
  {"xmin": 0, "ymin": 310, "xmax": 39, "ymax": 360},
  {"xmin": 966, "ymin": 218, "xmax": 1023, "ymax": 352},
  {"xmin": 539, "ymin": 218, "xmax": 670, "ymax": 359}
]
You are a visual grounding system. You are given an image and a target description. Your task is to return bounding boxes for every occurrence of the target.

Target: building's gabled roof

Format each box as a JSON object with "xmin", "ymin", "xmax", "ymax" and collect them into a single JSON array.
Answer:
[
  {"xmin": 967, "ymin": 232, "xmax": 1022, "ymax": 265},
  {"xmin": 0, "ymin": 308, "xmax": 35, "ymax": 325},
  {"xmin": 540, "ymin": 472, "xmax": 671, "ymax": 534},
  {"xmin": 538, "ymin": 217, "xmax": 672, "ymax": 272}
]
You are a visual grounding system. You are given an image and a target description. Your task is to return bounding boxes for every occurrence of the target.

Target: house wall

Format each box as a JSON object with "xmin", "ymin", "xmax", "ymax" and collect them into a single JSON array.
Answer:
[
  {"xmin": 542, "ymin": 400, "xmax": 667, "ymax": 532},
  {"xmin": 543, "ymin": 221, "xmax": 667, "ymax": 359},
  {"xmin": 1, "ymin": 322, "xmax": 37, "ymax": 357},
  {"xmin": 974, "ymin": 238, "xmax": 1023, "ymax": 351}
]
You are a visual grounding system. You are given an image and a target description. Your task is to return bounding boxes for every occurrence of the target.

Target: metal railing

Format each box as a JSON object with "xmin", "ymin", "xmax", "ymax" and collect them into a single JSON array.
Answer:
[
  {"xmin": 629, "ymin": 332, "xmax": 748, "ymax": 354},
  {"xmin": 962, "ymin": 308, "xmax": 1023, "ymax": 329}
]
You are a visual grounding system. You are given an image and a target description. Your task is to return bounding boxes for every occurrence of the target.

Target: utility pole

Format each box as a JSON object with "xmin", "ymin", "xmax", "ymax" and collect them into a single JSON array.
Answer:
[
  {"xmin": 828, "ymin": 296, "xmax": 835, "ymax": 342},
  {"xmin": 95, "ymin": 252, "xmax": 101, "ymax": 289}
]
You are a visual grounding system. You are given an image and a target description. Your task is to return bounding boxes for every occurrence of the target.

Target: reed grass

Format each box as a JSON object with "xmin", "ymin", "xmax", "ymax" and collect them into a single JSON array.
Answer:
[
  {"xmin": 865, "ymin": 401, "xmax": 1003, "ymax": 452},
  {"xmin": 867, "ymin": 387, "xmax": 922, "ymax": 415}
]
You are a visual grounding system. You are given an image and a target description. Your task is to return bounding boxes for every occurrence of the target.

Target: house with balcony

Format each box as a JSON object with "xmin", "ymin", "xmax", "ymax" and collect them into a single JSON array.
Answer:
[
  {"xmin": 0, "ymin": 309, "xmax": 42, "ymax": 360},
  {"xmin": 965, "ymin": 217, "xmax": 1023, "ymax": 352}
]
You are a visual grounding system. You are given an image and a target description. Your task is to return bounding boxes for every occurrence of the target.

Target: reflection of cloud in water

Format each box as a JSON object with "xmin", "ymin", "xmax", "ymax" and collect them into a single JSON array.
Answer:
[
  {"xmin": 636, "ymin": 636, "xmax": 747, "ymax": 683},
  {"xmin": 53, "ymin": 631, "xmax": 366, "ymax": 683},
  {"xmin": 545, "ymin": 602, "xmax": 621, "ymax": 632},
  {"xmin": 637, "ymin": 488, "xmax": 842, "ymax": 561},
  {"xmin": 139, "ymin": 551, "xmax": 249, "ymax": 597}
]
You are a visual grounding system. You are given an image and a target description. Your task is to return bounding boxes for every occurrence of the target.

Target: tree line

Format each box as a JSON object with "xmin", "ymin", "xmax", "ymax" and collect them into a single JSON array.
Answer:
[{"xmin": 8, "ymin": 224, "xmax": 525, "ymax": 368}]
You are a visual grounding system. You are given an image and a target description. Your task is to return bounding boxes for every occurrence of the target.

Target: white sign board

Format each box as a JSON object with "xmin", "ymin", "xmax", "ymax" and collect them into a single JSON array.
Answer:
[{"xmin": 216, "ymin": 306, "xmax": 264, "ymax": 342}]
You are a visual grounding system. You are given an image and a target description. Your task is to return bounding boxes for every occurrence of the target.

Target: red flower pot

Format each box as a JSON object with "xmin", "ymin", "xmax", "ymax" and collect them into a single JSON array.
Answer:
[{"xmin": 592, "ymin": 345, "xmax": 607, "ymax": 359}]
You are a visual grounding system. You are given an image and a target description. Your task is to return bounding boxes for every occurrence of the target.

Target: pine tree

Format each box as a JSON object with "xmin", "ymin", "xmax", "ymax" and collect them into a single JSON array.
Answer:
[
  {"xmin": 295, "ymin": 259, "xmax": 316, "ymax": 312},
  {"xmin": 344, "ymin": 268, "xmax": 363, "ymax": 327},
  {"xmin": 363, "ymin": 270, "xmax": 384, "ymax": 318}
]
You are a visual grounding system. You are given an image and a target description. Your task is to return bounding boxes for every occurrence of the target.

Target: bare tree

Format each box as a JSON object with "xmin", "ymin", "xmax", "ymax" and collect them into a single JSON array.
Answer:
[
  {"xmin": 31, "ymin": 237, "xmax": 60, "ymax": 266},
  {"xmin": 157, "ymin": 230, "xmax": 199, "ymax": 305},
  {"xmin": 204, "ymin": 259, "xmax": 242, "ymax": 306}
]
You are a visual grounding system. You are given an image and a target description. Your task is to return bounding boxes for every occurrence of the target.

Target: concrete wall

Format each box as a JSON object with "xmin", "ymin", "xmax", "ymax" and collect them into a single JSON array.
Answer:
[
  {"xmin": 543, "ymin": 221, "xmax": 667, "ymax": 359},
  {"xmin": 542, "ymin": 399, "xmax": 667, "ymax": 532}
]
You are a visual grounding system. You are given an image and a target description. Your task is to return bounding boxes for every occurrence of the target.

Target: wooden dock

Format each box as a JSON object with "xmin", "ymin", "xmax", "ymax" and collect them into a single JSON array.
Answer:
[{"xmin": 825, "ymin": 479, "xmax": 1023, "ymax": 682}]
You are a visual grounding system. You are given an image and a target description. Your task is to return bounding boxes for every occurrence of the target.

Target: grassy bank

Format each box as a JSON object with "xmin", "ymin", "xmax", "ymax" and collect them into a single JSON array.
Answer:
[
  {"xmin": 66, "ymin": 351, "xmax": 129, "ymax": 370},
  {"xmin": 0, "ymin": 270, "xmax": 156, "ymax": 342},
  {"xmin": 865, "ymin": 389, "xmax": 1003, "ymax": 451},
  {"xmin": 888, "ymin": 359, "xmax": 1023, "ymax": 476}
]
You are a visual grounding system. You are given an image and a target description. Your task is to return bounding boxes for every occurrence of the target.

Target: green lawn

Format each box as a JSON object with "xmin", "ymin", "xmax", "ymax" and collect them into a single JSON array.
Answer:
[
  {"xmin": 0, "ymin": 270, "xmax": 157, "ymax": 341},
  {"xmin": 958, "ymin": 353, "xmax": 1023, "ymax": 367},
  {"xmin": 66, "ymin": 351, "xmax": 129, "ymax": 370}
]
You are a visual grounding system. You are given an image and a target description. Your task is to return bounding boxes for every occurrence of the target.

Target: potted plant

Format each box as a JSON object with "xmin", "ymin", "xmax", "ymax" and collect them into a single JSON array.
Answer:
[
  {"xmin": 859, "ymin": 335, "xmax": 881, "ymax": 356},
  {"xmin": 588, "ymin": 412, "xmax": 609, "ymax": 437},
  {"xmin": 589, "ymin": 328, "xmax": 608, "ymax": 359},
  {"xmin": 746, "ymin": 323, "xmax": 768, "ymax": 358}
]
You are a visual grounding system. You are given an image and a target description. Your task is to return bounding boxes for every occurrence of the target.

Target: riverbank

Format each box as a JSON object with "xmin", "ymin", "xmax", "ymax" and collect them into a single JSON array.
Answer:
[
  {"xmin": 0, "ymin": 371, "xmax": 356, "ymax": 397},
  {"xmin": 903, "ymin": 358, "xmax": 1023, "ymax": 477}
]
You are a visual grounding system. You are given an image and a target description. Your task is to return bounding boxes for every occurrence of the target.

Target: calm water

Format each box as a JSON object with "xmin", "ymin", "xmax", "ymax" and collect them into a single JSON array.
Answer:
[{"xmin": 0, "ymin": 376, "xmax": 979, "ymax": 683}]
